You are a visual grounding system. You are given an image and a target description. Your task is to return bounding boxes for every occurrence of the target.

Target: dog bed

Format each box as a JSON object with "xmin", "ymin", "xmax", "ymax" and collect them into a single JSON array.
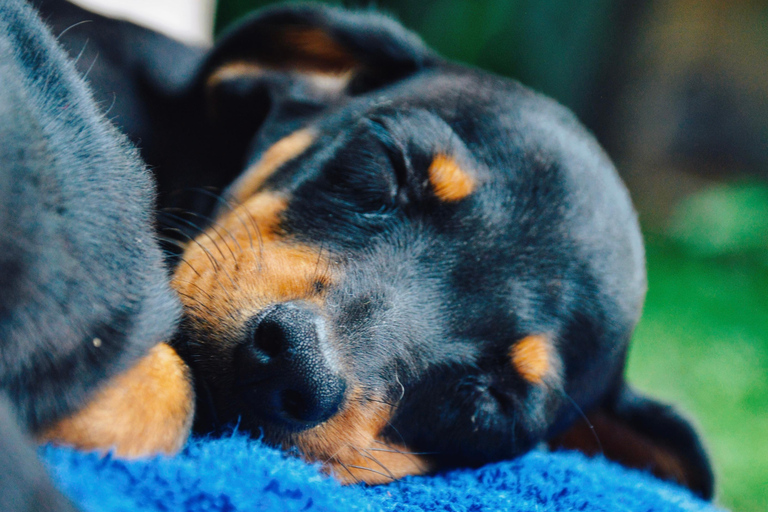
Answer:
[{"xmin": 43, "ymin": 435, "xmax": 723, "ymax": 512}]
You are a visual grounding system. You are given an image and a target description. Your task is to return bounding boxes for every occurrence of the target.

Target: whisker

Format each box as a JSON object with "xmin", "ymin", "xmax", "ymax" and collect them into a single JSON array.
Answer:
[
  {"xmin": 351, "ymin": 447, "xmax": 395, "ymax": 481},
  {"xmin": 69, "ymin": 38, "xmax": 88, "ymax": 68},
  {"xmin": 57, "ymin": 19, "xmax": 93, "ymax": 40},
  {"xmin": 183, "ymin": 210, "xmax": 245, "ymax": 257},
  {"xmin": 363, "ymin": 405, "xmax": 427, "ymax": 472},
  {"xmin": 161, "ymin": 211, "xmax": 233, "ymax": 266},
  {"xmin": 366, "ymin": 397, "xmax": 398, "ymax": 408},
  {"xmin": 347, "ymin": 464, "xmax": 394, "ymax": 482},
  {"xmin": 162, "ymin": 227, "xmax": 239, "ymax": 301},
  {"xmin": 158, "ymin": 236, "xmax": 187, "ymax": 251},
  {"xmin": 193, "ymin": 188, "xmax": 261, "ymax": 258},
  {"xmin": 240, "ymin": 204, "xmax": 266, "ymax": 272},
  {"xmin": 311, "ymin": 240, "xmax": 327, "ymax": 286},
  {"xmin": 367, "ymin": 446, "xmax": 437, "ymax": 456},
  {"xmin": 561, "ymin": 390, "xmax": 603, "ymax": 455},
  {"xmin": 334, "ymin": 460, "xmax": 360, "ymax": 485},
  {"xmin": 175, "ymin": 292, "xmax": 213, "ymax": 314},
  {"xmin": 174, "ymin": 257, "xmax": 203, "ymax": 279},
  {"xmin": 394, "ymin": 367, "xmax": 405, "ymax": 403},
  {"xmin": 82, "ymin": 51, "xmax": 99, "ymax": 81},
  {"xmin": 163, "ymin": 227, "xmax": 219, "ymax": 271},
  {"xmin": 172, "ymin": 278, "xmax": 216, "ymax": 302}
]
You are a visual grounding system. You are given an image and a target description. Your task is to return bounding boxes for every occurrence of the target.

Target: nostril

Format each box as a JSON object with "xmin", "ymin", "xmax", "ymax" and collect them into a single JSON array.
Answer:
[
  {"xmin": 252, "ymin": 314, "xmax": 287, "ymax": 359},
  {"xmin": 280, "ymin": 389, "xmax": 308, "ymax": 422},
  {"xmin": 275, "ymin": 380, "xmax": 345, "ymax": 426}
]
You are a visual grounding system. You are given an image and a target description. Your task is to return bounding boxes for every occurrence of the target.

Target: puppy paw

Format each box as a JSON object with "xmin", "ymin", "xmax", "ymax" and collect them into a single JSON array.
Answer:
[{"xmin": 40, "ymin": 343, "xmax": 194, "ymax": 457}]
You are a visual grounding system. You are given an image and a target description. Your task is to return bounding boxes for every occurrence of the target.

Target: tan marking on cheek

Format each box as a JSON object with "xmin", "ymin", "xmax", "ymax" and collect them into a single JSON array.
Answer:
[
  {"xmin": 39, "ymin": 344, "xmax": 194, "ymax": 457},
  {"xmin": 510, "ymin": 334, "xmax": 554, "ymax": 385},
  {"xmin": 229, "ymin": 129, "xmax": 316, "ymax": 204},
  {"xmin": 172, "ymin": 192, "xmax": 333, "ymax": 340},
  {"xmin": 289, "ymin": 392, "xmax": 432, "ymax": 485},
  {"xmin": 428, "ymin": 153, "xmax": 476, "ymax": 202},
  {"xmin": 282, "ymin": 27, "xmax": 359, "ymax": 72}
]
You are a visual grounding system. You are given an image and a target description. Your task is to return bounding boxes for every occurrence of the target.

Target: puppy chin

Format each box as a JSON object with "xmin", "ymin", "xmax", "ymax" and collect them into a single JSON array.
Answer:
[{"xmin": 39, "ymin": 343, "xmax": 194, "ymax": 458}]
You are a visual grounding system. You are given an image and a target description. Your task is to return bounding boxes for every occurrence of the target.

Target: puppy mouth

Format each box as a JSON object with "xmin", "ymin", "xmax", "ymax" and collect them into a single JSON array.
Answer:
[{"xmin": 219, "ymin": 361, "xmax": 433, "ymax": 484}]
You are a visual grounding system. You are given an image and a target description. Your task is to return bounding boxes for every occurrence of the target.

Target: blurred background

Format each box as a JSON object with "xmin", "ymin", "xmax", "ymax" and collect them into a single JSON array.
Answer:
[{"xmin": 68, "ymin": 1, "xmax": 768, "ymax": 510}]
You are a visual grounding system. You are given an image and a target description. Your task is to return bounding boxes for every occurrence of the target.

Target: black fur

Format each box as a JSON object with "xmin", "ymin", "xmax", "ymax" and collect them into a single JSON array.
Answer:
[{"xmin": 0, "ymin": 0, "xmax": 180, "ymax": 509}]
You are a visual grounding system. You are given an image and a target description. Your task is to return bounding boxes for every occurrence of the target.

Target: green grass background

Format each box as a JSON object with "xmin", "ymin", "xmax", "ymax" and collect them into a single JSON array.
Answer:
[
  {"xmin": 629, "ymin": 185, "xmax": 768, "ymax": 512},
  {"xmin": 214, "ymin": 2, "xmax": 768, "ymax": 509}
]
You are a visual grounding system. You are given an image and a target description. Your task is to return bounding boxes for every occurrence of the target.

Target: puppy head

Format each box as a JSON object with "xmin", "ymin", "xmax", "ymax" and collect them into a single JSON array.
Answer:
[{"xmin": 172, "ymin": 5, "xmax": 711, "ymax": 496}]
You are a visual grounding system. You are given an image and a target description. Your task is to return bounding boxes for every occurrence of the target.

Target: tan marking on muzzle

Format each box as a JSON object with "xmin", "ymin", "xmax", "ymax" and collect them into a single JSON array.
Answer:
[
  {"xmin": 229, "ymin": 129, "xmax": 316, "ymax": 205},
  {"xmin": 289, "ymin": 391, "xmax": 432, "ymax": 484},
  {"xmin": 40, "ymin": 343, "xmax": 194, "ymax": 457},
  {"xmin": 428, "ymin": 153, "xmax": 476, "ymax": 202},
  {"xmin": 510, "ymin": 334, "xmax": 555, "ymax": 385}
]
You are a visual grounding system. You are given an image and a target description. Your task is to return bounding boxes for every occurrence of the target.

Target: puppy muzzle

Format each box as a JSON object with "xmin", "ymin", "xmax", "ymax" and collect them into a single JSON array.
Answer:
[{"xmin": 235, "ymin": 302, "xmax": 346, "ymax": 430}]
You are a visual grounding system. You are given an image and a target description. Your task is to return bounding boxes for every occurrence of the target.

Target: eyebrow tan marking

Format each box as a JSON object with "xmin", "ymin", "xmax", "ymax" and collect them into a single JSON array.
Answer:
[
  {"xmin": 510, "ymin": 334, "xmax": 553, "ymax": 385},
  {"xmin": 229, "ymin": 129, "xmax": 316, "ymax": 204},
  {"xmin": 427, "ymin": 153, "xmax": 476, "ymax": 202}
]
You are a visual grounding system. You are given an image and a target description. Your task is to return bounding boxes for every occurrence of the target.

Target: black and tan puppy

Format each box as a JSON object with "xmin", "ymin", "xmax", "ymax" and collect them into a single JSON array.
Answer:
[
  {"xmin": 20, "ymin": 0, "xmax": 713, "ymax": 501},
  {"xmin": 155, "ymin": 4, "xmax": 713, "ymax": 496},
  {"xmin": 0, "ymin": 0, "xmax": 193, "ymax": 509}
]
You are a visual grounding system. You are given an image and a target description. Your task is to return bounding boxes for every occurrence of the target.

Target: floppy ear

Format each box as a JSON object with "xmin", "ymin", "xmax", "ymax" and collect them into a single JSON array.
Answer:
[
  {"xmin": 549, "ymin": 384, "xmax": 714, "ymax": 500},
  {"xmin": 196, "ymin": 4, "xmax": 439, "ymax": 133}
]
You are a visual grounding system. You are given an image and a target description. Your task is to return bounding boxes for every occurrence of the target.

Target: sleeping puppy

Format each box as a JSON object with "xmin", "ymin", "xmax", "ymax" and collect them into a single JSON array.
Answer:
[
  {"xmin": 0, "ymin": 0, "xmax": 192, "ymax": 509},
  {"xmin": 162, "ymin": 4, "xmax": 714, "ymax": 497},
  {"xmin": 26, "ymin": 0, "xmax": 713, "ymax": 501}
]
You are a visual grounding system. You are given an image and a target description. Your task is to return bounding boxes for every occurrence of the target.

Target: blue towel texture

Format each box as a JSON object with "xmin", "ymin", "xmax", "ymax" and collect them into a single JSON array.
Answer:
[{"xmin": 42, "ymin": 435, "xmax": 722, "ymax": 512}]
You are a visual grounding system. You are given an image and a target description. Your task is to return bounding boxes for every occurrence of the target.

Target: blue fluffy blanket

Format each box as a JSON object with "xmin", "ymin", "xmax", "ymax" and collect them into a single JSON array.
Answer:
[{"xmin": 43, "ymin": 435, "xmax": 722, "ymax": 512}]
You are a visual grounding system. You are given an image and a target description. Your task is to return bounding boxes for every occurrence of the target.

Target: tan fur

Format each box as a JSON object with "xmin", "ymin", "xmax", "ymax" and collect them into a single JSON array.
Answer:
[
  {"xmin": 172, "ymin": 192, "xmax": 330, "ymax": 331},
  {"xmin": 287, "ymin": 390, "xmax": 431, "ymax": 484},
  {"xmin": 205, "ymin": 61, "xmax": 264, "ymax": 91},
  {"xmin": 509, "ymin": 334, "xmax": 554, "ymax": 385},
  {"xmin": 428, "ymin": 154, "xmax": 476, "ymax": 202},
  {"xmin": 282, "ymin": 27, "xmax": 359, "ymax": 72},
  {"xmin": 229, "ymin": 129, "xmax": 316, "ymax": 204},
  {"xmin": 40, "ymin": 343, "xmax": 194, "ymax": 457}
]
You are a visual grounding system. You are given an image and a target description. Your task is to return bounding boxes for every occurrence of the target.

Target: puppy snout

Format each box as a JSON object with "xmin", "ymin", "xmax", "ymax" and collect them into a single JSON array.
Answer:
[{"xmin": 235, "ymin": 303, "xmax": 345, "ymax": 429}]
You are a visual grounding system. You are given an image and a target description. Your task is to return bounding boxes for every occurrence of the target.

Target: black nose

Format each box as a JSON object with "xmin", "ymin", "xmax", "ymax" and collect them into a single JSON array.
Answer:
[{"xmin": 235, "ymin": 303, "xmax": 345, "ymax": 429}]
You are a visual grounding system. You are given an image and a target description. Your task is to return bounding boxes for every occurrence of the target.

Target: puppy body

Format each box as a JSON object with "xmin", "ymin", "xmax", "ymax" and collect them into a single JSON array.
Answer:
[{"xmin": 0, "ymin": 0, "xmax": 191, "ymax": 508}]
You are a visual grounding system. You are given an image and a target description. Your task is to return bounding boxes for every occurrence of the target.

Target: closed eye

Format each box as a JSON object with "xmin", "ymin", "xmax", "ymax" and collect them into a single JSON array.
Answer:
[
  {"xmin": 365, "ymin": 117, "xmax": 412, "ymax": 206},
  {"xmin": 317, "ymin": 122, "xmax": 408, "ymax": 214}
]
